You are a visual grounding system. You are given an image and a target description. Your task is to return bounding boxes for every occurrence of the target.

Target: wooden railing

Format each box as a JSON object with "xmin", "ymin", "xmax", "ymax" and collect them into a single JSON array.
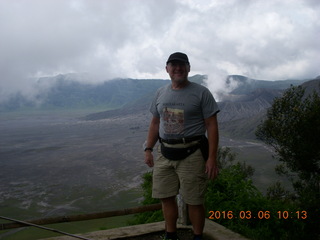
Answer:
[
  {"xmin": 1, "ymin": 195, "xmax": 191, "ymax": 240},
  {"xmin": 1, "ymin": 203, "xmax": 162, "ymax": 230}
]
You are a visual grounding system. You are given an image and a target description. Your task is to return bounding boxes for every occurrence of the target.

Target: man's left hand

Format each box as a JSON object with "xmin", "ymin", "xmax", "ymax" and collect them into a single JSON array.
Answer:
[{"xmin": 205, "ymin": 158, "xmax": 219, "ymax": 180}]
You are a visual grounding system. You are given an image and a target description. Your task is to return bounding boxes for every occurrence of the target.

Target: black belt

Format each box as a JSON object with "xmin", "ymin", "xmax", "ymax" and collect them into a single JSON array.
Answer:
[{"xmin": 160, "ymin": 135, "xmax": 203, "ymax": 144}]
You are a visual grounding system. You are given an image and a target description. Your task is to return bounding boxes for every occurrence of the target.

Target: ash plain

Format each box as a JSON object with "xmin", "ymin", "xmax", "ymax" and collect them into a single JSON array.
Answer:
[{"xmin": 0, "ymin": 110, "xmax": 276, "ymax": 221}]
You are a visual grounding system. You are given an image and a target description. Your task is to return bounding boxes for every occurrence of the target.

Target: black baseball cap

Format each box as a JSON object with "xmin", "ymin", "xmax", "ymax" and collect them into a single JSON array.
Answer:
[{"xmin": 166, "ymin": 52, "xmax": 189, "ymax": 64}]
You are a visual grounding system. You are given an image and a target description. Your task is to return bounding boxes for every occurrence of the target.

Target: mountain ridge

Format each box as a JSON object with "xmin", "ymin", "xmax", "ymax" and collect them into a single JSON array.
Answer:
[
  {"xmin": 83, "ymin": 75, "xmax": 313, "ymax": 122},
  {"xmin": 82, "ymin": 75, "xmax": 319, "ymax": 139},
  {"xmin": 219, "ymin": 77, "xmax": 320, "ymax": 138},
  {"xmin": 0, "ymin": 74, "xmax": 311, "ymax": 112},
  {"xmin": 2, "ymin": 74, "xmax": 319, "ymax": 140}
]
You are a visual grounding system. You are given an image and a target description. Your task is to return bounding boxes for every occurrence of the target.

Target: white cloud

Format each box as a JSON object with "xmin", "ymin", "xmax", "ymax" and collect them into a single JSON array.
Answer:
[{"xmin": 0, "ymin": 0, "xmax": 319, "ymax": 100}]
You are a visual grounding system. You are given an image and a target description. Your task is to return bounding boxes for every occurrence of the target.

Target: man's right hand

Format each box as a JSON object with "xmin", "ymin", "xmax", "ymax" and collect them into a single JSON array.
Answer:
[{"xmin": 144, "ymin": 151, "xmax": 154, "ymax": 167}]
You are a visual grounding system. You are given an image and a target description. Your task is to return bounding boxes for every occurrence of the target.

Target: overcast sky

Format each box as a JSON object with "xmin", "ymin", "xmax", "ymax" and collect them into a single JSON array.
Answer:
[{"xmin": 0, "ymin": 0, "xmax": 319, "ymax": 99}]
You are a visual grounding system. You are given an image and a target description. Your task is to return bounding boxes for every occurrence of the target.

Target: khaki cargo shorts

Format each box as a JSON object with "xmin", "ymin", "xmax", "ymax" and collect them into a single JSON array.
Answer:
[{"xmin": 152, "ymin": 145, "xmax": 208, "ymax": 205}]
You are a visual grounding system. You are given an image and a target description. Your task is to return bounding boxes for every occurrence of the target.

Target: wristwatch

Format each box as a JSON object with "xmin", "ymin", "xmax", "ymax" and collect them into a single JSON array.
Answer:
[
  {"xmin": 143, "ymin": 141, "xmax": 153, "ymax": 152},
  {"xmin": 144, "ymin": 147, "xmax": 153, "ymax": 152}
]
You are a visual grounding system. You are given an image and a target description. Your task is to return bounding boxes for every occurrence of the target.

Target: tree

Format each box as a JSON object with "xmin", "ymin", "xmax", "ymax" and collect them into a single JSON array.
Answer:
[{"xmin": 256, "ymin": 84, "xmax": 320, "ymax": 239}]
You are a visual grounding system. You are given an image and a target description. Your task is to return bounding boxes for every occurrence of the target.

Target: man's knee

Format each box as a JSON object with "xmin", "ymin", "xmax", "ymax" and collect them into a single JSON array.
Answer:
[{"xmin": 161, "ymin": 196, "xmax": 176, "ymax": 204}]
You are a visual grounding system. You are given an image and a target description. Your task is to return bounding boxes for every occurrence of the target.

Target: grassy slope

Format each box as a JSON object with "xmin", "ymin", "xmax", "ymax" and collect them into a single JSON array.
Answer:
[
  {"xmin": 0, "ymin": 188, "xmax": 142, "ymax": 240},
  {"xmin": 0, "ymin": 215, "xmax": 133, "ymax": 240}
]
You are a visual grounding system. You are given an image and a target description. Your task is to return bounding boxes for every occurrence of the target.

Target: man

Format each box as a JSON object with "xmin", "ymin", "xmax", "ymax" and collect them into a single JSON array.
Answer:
[{"xmin": 144, "ymin": 52, "xmax": 219, "ymax": 240}]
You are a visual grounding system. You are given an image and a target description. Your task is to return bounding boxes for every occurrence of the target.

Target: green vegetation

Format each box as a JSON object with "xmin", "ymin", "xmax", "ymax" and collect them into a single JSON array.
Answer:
[
  {"xmin": 256, "ymin": 85, "xmax": 320, "ymax": 239},
  {"xmin": 128, "ymin": 172, "xmax": 163, "ymax": 225},
  {"xmin": 205, "ymin": 148, "xmax": 305, "ymax": 239}
]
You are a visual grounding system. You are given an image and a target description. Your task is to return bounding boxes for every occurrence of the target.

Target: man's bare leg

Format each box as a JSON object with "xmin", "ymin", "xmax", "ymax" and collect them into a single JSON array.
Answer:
[
  {"xmin": 188, "ymin": 204, "xmax": 205, "ymax": 235},
  {"xmin": 161, "ymin": 196, "xmax": 178, "ymax": 233}
]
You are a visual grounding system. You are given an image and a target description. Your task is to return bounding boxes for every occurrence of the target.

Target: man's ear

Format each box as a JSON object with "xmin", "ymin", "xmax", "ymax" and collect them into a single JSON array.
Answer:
[
  {"xmin": 165, "ymin": 65, "xmax": 169, "ymax": 73},
  {"xmin": 187, "ymin": 64, "xmax": 191, "ymax": 72}
]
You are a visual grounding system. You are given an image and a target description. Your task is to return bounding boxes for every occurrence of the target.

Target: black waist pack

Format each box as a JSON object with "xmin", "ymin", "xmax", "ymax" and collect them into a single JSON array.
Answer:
[
  {"xmin": 161, "ymin": 143, "xmax": 199, "ymax": 161},
  {"xmin": 160, "ymin": 135, "xmax": 209, "ymax": 161}
]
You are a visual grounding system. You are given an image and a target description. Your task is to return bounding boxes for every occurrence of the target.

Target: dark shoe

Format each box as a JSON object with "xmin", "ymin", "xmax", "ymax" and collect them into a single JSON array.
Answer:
[
  {"xmin": 193, "ymin": 235, "xmax": 203, "ymax": 240},
  {"xmin": 163, "ymin": 237, "xmax": 179, "ymax": 240},
  {"xmin": 163, "ymin": 231, "xmax": 179, "ymax": 240}
]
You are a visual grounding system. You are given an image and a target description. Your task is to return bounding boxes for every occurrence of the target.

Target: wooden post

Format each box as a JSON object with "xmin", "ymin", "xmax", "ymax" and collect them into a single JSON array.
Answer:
[{"xmin": 177, "ymin": 193, "xmax": 190, "ymax": 225}]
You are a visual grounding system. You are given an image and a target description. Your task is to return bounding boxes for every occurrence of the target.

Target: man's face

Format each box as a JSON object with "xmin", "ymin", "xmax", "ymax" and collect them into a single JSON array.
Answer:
[{"xmin": 166, "ymin": 60, "xmax": 190, "ymax": 83}]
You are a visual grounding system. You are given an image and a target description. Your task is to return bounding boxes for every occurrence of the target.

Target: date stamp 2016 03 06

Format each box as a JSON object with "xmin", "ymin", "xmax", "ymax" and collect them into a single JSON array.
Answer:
[{"xmin": 208, "ymin": 210, "xmax": 307, "ymax": 220}]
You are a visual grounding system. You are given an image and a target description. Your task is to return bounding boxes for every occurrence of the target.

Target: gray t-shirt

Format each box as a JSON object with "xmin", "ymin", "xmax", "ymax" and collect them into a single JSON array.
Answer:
[{"xmin": 150, "ymin": 82, "xmax": 219, "ymax": 140}]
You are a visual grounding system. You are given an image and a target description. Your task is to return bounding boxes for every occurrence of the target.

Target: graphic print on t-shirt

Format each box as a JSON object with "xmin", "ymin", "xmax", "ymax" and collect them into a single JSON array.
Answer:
[{"xmin": 163, "ymin": 107, "xmax": 184, "ymax": 134}]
